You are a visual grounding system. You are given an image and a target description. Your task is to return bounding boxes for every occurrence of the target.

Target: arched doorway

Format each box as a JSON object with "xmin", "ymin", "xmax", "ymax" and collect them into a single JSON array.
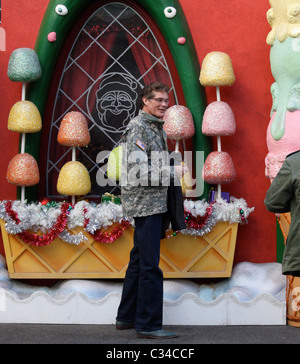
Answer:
[{"xmin": 25, "ymin": 0, "xmax": 210, "ymax": 202}]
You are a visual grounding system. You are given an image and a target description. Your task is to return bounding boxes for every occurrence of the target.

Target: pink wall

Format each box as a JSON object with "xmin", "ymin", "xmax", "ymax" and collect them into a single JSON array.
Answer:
[{"xmin": 0, "ymin": 0, "xmax": 276, "ymax": 263}]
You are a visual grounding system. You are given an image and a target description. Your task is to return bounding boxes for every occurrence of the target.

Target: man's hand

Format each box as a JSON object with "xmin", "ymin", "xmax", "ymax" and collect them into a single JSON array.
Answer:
[{"xmin": 174, "ymin": 163, "xmax": 189, "ymax": 179}]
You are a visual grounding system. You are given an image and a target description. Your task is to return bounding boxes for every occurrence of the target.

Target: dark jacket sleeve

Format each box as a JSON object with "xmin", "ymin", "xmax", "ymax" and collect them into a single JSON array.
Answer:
[{"xmin": 264, "ymin": 158, "xmax": 293, "ymax": 213}]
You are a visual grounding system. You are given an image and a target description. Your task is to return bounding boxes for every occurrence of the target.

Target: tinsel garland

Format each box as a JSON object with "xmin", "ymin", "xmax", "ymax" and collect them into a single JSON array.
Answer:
[
  {"xmin": 88, "ymin": 220, "xmax": 131, "ymax": 244},
  {"xmin": 83, "ymin": 205, "xmax": 131, "ymax": 243},
  {"xmin": 17, "ymin": 203, "xmax": 70, "ymax": 247},
  {"xmin": 180, "ymin": 198, "xmax": 254, "ymax": 237},
  {"xmin": 0, "ymin": 198, "xmax": 254, "ymax": 247},
  {"xmin": 1, "ymin": 200, "xmax": 130, "ymax": 247},
  {"xmin": 184, "ymin": 203, "xmax": 214, "ymax": 230}
]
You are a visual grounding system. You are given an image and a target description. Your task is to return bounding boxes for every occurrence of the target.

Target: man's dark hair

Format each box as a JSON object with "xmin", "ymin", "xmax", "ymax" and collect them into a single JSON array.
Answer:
[{"xmin": 139, "ymin": 82, "xmax": 170, "ymax": 109}]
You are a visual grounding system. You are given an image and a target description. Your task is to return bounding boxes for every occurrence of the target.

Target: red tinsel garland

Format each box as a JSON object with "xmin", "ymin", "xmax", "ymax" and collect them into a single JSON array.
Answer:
[
  {"xmin": 89, "ymin": 220, "xmax": 131, "ymax": 244},
  {"xmin": 184, "ymin": 203, "xmax": 214, "ymax": 230},
  {"xmin": 5, "ymin": 201, "xmax": 20, "ymax": 224},
  {"xmin": 5, "ymin": 202, "xmax": 71, "ymax": 247},
  {"xmin": 83, "ymin": 207, "xmax": 131, "ymax": 244},
  {"xmin": 5, "ymin": 201, "xmax": 131, "ymax": 247}
]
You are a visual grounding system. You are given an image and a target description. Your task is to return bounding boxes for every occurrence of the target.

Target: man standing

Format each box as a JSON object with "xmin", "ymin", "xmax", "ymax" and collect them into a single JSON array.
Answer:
[
  {"xmin": 265, "ymin": 150, "xmax": 300, "ymax": 277},
  {"xmin": 116, "ymin": 82, "xmax": 186, "ymax": 339}
]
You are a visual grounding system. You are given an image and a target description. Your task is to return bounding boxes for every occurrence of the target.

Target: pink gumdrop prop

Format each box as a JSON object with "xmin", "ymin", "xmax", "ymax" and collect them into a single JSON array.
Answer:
[
  {"xmin": 202, "ymin": 101, "xmax": 236, "ymax": 136},
  {"xmin": 202, "ymin": 151, "xmax": 236, "ymax": 184},
  {"xmin": 163, "ymin": 105, "xmax": 195, "ymax": 140},
  {"xmin": 47, "ymin": 32, "xmax": 57, "ymax": 42},
  {"xmin": 177, "ymin": 37, "xmax": 186, "ymax": 45}
]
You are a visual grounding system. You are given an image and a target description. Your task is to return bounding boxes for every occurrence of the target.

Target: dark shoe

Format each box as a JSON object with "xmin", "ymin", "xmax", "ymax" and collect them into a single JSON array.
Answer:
[
  {"xmin": 137, "ymin": 329, "xmax": 179, "ymax": 339},
  {"xmin": 116, "ymin": 320, "xmax": 135, "ymax": 330}
]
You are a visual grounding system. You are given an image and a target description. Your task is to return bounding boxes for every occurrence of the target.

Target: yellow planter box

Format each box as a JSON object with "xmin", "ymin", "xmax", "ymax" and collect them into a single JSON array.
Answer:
[
  {"xmin": 161, "ymin": 222, "xmax": 238, "ymax": 278},
  {"xmin": 0, "ymin": 219, "xmax": 238, "ymax": 279}
]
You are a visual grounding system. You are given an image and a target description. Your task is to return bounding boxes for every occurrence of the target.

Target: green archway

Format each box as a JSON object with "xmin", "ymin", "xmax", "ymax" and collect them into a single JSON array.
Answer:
[{"xmin": 24, "ymin": 0, "xmax": 211, "ymax": 201}]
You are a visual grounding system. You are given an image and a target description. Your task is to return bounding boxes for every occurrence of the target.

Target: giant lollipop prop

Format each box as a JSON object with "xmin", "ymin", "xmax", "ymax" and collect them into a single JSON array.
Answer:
[
  {"xmin": 57, "ymin": 111, "xmax": 91, "ymax": 204},
  {"xmin": 6, "ymin": 48, "xmax": 42, "ymax": 202},
  {"xmin": 7, "ymin": 48, "xmax": 42, "ymax": 154},
  {"xmin": 163, "ymin": 105, "xmax": 195, "ymax": 152},
  {"xmin": 200, "ymin": 52, "xmax": 236, "ymax": 200},
  {"xmin": 163, "ymin": 105, "xmax": 195, "ymax": 195}
]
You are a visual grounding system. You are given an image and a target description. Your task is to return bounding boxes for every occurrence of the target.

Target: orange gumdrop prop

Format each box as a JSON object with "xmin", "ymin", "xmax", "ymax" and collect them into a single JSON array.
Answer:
[
  {"xmin": 57, "ymin": 111, "xmax": 91, "ymax": 147},
  {"xmin": 6, "ymin": 153, "xmax": 40, "ymax": 186}
]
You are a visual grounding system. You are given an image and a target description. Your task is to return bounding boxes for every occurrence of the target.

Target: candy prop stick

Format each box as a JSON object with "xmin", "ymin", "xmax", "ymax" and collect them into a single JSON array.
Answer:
[
  {"xmin": 8, "ymin": 48, "xmax": 42, "ymax": 156},
  {"xmin": 215, "ymin": 87, "xmax": 223, "ymax": 197},
  {"xmin": 7, "ymin": 48, "xmax": 42, "ymax": 203},
  {"xmin": 57, "ymin": 112, "xmax": 91, "ymax": 204},
  {"xmin": 163, "ymin": 105, "xmax": 195, "ymax": 195},
  {"xmin": 216, "ymin": 86, "xmax": 222, "ymax": 153},
  {"xmin": 200, "ymin": 52, "xmax": 236, "ymax": 200},
  {"xmin": 72, "ymin": 147, "xmax": 76, "ymax": 162},
  {"xmin": 20, "ymin": 85, "xmax": 26, "ymax": 159},
  {"xmin": 70, "ymin": 147, "xmax": 76, "ymax": 204},
  {"xmin": 7, "ymin": 101, "xmax": 42, "ymax": 202},
  {"xmin": 20, "ymin": 83, "xmax": 27, "ymax": 154},
  {"xmin": 201, "ymin": 101, "xmax": 236, "ymax": 199},
  {"xmin": 163, "ymin": 105, "xmax": 195, "ymax": 152}
]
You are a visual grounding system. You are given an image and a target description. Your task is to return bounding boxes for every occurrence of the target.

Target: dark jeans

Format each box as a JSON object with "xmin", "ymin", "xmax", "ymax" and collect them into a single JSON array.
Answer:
[{"xmin": 116, "ymin": 213, "xmax": 163, "ymax": 331}]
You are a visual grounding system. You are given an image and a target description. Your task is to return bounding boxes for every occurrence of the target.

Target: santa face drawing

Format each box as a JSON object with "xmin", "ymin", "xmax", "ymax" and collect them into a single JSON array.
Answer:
[{"xmin": 95, "ymin": 73, "xmax": 139, "ymax": 133}]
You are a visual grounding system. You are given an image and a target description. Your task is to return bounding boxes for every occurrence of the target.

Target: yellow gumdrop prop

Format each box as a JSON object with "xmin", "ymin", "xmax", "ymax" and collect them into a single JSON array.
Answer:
[
  {"xmin": 180, "ymin": 162, "xmax": 193, "ymax": 195},
  {"xmin": 107, "ymin": 146, "xmax": 122, "ymax": 181},
  {"xmin": 8, "ymin": 101, "xmax": 42, "ymax": 133},
  {"xmin": 57, "ymin": 161, "xmax": 91, "ymax": 196},
  {"xmin": 200, "ymin": 52, "xmax": 235, "ymax": 87}
]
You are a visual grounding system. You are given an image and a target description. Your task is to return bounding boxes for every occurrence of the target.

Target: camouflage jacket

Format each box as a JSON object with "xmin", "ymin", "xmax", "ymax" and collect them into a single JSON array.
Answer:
[
  {"xmin": 265, "ymin": 150, "xmax": 300, "ymax": 274},
  {"xmin": 121, "ymin": 110, "xmax": 175, "ymax": 218}
]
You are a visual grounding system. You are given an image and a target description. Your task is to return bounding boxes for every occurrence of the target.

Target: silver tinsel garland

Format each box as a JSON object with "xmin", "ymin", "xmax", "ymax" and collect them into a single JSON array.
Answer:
[
  {"xmin": 182, "ymin": 197, "xmax": 254, "ymax": 236},
  {"xmin": 0, "ymin": 198, "xmax": 254, "ymax": 245}
]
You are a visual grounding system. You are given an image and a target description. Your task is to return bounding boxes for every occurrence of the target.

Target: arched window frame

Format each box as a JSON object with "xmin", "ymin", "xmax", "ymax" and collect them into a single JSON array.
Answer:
[{"xmin": 25, "ymin": 0, "xmax": 210, "ymax": 201}]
